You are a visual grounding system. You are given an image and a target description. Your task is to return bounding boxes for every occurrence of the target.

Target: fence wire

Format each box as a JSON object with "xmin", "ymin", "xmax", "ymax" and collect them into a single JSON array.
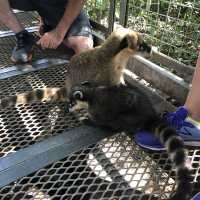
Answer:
[
  {"xmin": 125, "ymin": 0, "xmax": 200, "ymax": 66},
  {"xmin": 86, "ymin": 0, "xmax": 200, "ymax": 66},
  {"xmin": 85, "ymin": 0, "xmax": 111, "ymax": 28}
]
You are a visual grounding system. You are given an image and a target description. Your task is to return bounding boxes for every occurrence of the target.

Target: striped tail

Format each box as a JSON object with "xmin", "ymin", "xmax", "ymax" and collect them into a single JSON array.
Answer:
[
  {"xmin": 0, "ymin": 87, "xmax": 68, "ymax": 108},
  {"xmin": 154, "ymin": 120, "xmax": 192, "ymax": 200}
]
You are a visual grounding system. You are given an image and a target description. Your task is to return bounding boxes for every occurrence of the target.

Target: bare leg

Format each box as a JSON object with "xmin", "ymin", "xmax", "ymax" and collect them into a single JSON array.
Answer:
[
  {"xmin": 63, "ymin": 35, "xmax": 93, "ymax": 54},
  {"xmin": 185, "ymin": 53, "xmax": 200, "ymax": 121},
  {"xmin": 0, "ymin": 0, "xmax": 24, "ymax": 33}
]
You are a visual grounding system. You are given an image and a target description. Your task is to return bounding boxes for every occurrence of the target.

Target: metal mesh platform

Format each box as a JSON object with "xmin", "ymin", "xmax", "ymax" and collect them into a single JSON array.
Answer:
[
  {"xmin": 0, "ymin": 10, "xmax": 199, "ymax": 200},
  {"xmin": 0, "ymin": 12, "xmax": 38, "ymax": 31},
  {"xmin": 0, "ymin": 134, "xmax": 199, "ymax": 200},
  {"xmin": 0, "ymin": 64, "xmax": 88, "ymax": 157}
]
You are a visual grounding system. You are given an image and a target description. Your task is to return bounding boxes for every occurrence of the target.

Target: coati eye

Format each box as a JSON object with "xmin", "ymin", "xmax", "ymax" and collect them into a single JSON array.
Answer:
[{"xmin": 73, "ymin": 91, "xmax": 83, "ymax": 100}]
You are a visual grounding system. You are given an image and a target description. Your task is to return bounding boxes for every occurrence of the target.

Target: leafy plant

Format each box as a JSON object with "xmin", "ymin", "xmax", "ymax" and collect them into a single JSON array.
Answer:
[{"xmin": 86, "ymin": 0, "xmax": 200, "ymax": 66}]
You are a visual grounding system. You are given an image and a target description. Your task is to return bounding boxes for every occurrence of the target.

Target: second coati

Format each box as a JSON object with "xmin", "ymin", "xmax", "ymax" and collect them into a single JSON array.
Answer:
[
  {"xmin": 0, "ymin": 28, "xmax": 151, "ymax": 108},
  {"xmin": 70, "ymin": 83, "xmax": 192, "ymax": 200}
]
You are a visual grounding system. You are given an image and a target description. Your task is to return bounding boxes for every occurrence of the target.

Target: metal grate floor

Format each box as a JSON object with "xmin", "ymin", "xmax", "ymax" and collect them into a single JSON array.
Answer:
[
  {"xmin": 0, "ymin": 11, "xmax": 199, "ymax": 200},
  {"xmin": 0, "ymin": 64, "xmax": 89, "ymax": 157},
  {"xmin": 0, "ymin": 134, "xmax": 199, "ymax": 200}
]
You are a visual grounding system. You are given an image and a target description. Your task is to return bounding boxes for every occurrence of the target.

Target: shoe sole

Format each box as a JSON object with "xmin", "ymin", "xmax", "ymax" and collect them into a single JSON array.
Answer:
[
  {"xmin": 11, "ymin": 52, "xmax": 33, "ymax": 64},
  {"xmin": 184, "ymin": 140, "xmax": 200, "ymax": 147},
  {"xmin": 135, "ymin": 142, "xmax": 166, "ymax": 151},
  {"xmin": 191, "ymin": 192, "xmax": 200, "ymax": 200},
  {"xmin": 136, "ymin": 139, "xmax": 200, "ymax": 151}
]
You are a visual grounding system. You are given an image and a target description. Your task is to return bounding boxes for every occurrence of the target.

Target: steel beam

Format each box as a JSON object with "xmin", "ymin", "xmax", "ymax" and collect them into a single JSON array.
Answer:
[
  {"xmin": 119, "ymin": 0, "xmax": 129, "ymax": 27},
  {"xmin": 127, "ymin": 55, "xmax": 189, "ymax": 105},
  {"xmin": 151, "ymin": 49, "xmax": 194, "ymax": 82},
  {"xmin": 108, "ymin": 0, "xmax": 116, "ymax": 34},
  {"xmin": 0, "ymin": 59, "xmax": 69, "ymax": 80},
  {"xmin": 0, "ymin": 26, "xmax": 38, "ymax": 38},
  {"xmin": 0, "ymin": 126, "xmax": 113, "ymax": 188}
]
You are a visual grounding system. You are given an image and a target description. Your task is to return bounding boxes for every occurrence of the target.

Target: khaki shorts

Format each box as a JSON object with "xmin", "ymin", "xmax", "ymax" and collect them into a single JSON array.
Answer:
[{"xmin": 9, "ymin": 0, "xmax": 92, "ymax": 38}]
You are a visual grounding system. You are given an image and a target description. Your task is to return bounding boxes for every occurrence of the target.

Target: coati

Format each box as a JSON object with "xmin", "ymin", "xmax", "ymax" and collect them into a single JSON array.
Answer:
[
  {"xmin": 69, "ymin": 83, "xmax": 192, "ymax": 200},
  {"xmin": 0, "ymin": 28, "xmax": 151, "ymax": 108}
]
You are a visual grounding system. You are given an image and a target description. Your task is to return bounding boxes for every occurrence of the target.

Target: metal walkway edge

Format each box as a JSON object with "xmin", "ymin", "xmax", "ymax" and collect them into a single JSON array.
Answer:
[{"xmin": 0, "ymin": 126, "xmax": 113, "ymax": 188}]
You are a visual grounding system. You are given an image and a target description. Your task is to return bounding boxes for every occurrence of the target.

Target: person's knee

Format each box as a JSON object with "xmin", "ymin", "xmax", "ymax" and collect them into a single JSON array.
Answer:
[{"xmin": 65, "ymin": 36, "xmax": 93, "ymax": 54}]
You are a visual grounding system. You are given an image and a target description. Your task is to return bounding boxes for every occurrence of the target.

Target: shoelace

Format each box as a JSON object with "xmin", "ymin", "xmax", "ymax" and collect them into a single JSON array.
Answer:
[
  {"xmin": 16, "ymin": 33, "xmax": 27, "ymax": 49},
  {"xmin": 163, "ymin": 112, "xmax": 184, "ymax": 129},
  {"xmin": 162, "ymin": 107, "xmax": 188, "ymax": 129}
]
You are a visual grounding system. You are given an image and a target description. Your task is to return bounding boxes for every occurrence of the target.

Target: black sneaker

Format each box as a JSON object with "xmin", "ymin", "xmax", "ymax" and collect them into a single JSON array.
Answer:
[{"xmin": 11, "ymin": 30, "xmax": 35, "ymax": 63}]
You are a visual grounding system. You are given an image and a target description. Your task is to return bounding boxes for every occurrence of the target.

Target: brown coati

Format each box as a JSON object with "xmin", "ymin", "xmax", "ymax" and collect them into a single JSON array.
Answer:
[
  {"xmin": 69, "ymin": 83, "xmax": 192, "ymax": 200},
  {"xmin": 0, "ymin": 28, "xmax": 151, "ymax": 108}
]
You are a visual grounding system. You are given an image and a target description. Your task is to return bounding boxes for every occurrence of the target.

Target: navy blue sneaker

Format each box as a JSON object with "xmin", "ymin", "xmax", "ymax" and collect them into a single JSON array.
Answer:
[
  {"xmin": 191, "ymin": 192, "xmax": 200, "ymax": 200},
  {"xmin": 135, "ymin": 106, "xmax": 200, "ymax": 150}
]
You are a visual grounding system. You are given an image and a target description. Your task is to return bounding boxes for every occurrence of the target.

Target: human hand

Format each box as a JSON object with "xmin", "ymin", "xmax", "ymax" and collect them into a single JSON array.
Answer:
[{"xmin": 36, "ymin": 29, "xmax": 64, "ymax": 49}]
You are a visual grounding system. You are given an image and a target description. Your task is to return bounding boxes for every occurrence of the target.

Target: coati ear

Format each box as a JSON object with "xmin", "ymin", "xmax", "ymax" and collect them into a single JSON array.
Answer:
[
  {"xmin": 137, "ymin": 33, "xmax": 144, "ymax": 46},
  {"xmin": 73, "ymin": 91, "xmax": 83, "ymax": 100},
  {"xmin": 118, "ymin": 33, "xmax": 139, "ymax": 51},
  {"xmin": 118, "ymin": 36, "xmax": 129, "ymax": 51},
  {"xmin": 126, "ymin": 34, "xmax": 139, "ymax": 49}
]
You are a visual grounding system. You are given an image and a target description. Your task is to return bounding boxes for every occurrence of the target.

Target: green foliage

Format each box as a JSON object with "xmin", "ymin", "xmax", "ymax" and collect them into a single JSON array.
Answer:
[
  {"xmin": 126, "ymin": 0, "xmax": 200, "ymax": 66},
  {"xmin": 86, "ymin": 0, "xmax": 200, "ymax": 66},
  {"xmin": 85, "ymin": 0, "xmax": 110, "ymax": 25}
]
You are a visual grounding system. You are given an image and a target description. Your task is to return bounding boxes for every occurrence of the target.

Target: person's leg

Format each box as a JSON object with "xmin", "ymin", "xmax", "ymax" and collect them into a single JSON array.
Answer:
[
  {"xmin": 0, "ymin": 0, "xmax": 24, "ymax": 33},
  {"xmin": 184, "ymin": 53, "xmax": 200, "ymax": 121},
  {"xmin": 33, "ymin": 0, "xmax": 93, "ymax": 53},
  {"xmin": 64, "ymin": 35, "xmax": 93, "ymax": 54},
  {"xmin": 62, "ymin": 11, "xmax": 93, "ymax": 54},
  {"xmin": 0, "ymin": 0, "xmax": 36, "ymax": 63}
]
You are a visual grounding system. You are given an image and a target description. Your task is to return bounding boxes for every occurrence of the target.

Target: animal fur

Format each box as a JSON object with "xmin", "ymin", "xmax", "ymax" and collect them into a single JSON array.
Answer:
[
  {"xmin": 70, "ymin": 83, "xmax": 192, "ymax": 200},
  {"xmin": 0, "ymin": 28, "xmax": 151, "ymax": 108}
]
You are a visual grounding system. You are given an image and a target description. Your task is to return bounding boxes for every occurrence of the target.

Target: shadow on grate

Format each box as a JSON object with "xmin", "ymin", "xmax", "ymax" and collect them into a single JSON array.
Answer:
[
  {"xmin": 144, "ymin": 148, "xmax": 200, "ymax": 197},
  {"xmin": 0, "ymin": 101, "xmax": 88, "ymax": 157},
  {"xmin": 0, "ymin": 12, "xmax": 39, "ymax": 32},
  {"xmin": 0, "ymin": 133, "xmax": 199, "ymax": 200},
  {"xmin": 0, "ymin": 33, "xmax": 73, "ymax": 69}
]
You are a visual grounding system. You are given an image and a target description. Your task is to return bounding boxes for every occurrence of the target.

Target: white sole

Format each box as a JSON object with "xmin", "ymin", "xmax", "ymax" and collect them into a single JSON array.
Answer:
[
  {"xmin": 184, "ymin": 140, "xmax": 200, "ymax": 147},
  {"xmin": 136, "ymin": 140, "xmax": 200, "ymax": 151},
  {"xmin": 191, "ymin": 192, "xmax": 200, "ymax": 200},
  {"xmin": 136, "ymin": 143, "xmax": 166, "ymax": 151}
]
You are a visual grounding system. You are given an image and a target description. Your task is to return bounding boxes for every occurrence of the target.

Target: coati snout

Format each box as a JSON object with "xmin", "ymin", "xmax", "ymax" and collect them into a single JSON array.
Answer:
[{"xmin": 138, "ymin": 41, "xmax": 152, "ymax": 53}]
